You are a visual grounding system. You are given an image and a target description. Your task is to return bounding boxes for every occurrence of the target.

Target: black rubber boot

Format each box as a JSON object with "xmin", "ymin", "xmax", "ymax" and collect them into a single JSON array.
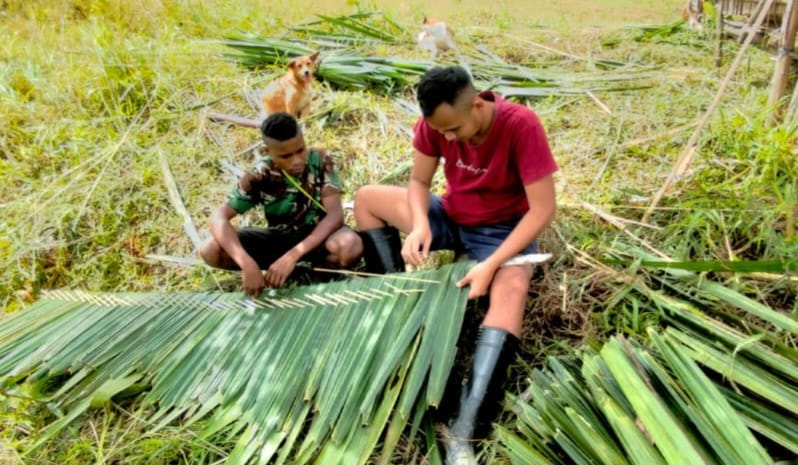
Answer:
[
  {"xmin": 443, "ymin": 326, "xmax": 520, "ymax": 465},
  {"xmin": 358, "ymin": 226, "xmax": 405, "ymax": 274}
]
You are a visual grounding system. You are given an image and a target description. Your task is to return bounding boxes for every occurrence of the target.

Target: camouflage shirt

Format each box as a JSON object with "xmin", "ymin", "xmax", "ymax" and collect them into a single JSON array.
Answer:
[{"xmin": 227, "ymin": 148, "xmax": 342, "ymax": 232}]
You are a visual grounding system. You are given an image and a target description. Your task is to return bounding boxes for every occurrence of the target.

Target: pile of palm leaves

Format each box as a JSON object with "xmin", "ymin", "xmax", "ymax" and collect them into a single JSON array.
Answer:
[
  {"xmin": 3, "ymin": 242, "xmax": 796, "ymax": 465},
  {"xmin": 220, "ymin": 12, "xmax": 655, "ymax": 97},
  {"xmin": 290, "ymin": 11, "xmax": 409, "ymax": 45},
  {"xmin": 498, "ymin": 243, "xmax": 798, "ymax": 464},
  {"xmin": 0, "ymin": 263, "xmax": 470, "ymax": 465},
  {"xmin": 220, "ymin": 33, "xmax": 429, "ymax": 93}
]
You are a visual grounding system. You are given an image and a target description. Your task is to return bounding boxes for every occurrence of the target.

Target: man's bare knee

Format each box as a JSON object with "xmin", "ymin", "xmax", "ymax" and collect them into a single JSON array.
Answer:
[
  {"xmin": 484, "ymin": 266, "xmax": 532, "ymax": 336},
  {"xmin": 500, "ymin": 270, "xmax": 531, "ymax": 297},
  {"xmin": 199, "ymin": 240, "xmax": 221, "ymax": 267},
  {"xmin": 353, "ymin": 185, "xmax": 384, "ymax": 229},
  {"xmin": 200, "ymin": 239, "xmax": 238, "ymax": 269},
  {"xmin": 353, "ymin": 185, "xmax": 412, "ymax": 232},
  {"xmin": 491, "ymin": 266, "xmax": 533, "ymax": 306},
  {"xmin": 326, "ymin": 231, "xmax": 363, "ymax": 267}
]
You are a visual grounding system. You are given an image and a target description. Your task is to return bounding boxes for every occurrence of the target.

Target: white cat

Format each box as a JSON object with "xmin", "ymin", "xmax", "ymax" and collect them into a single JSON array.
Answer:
[{"xmin": 417, "ymin": 17, "xmax": 456, "ymax": 59}]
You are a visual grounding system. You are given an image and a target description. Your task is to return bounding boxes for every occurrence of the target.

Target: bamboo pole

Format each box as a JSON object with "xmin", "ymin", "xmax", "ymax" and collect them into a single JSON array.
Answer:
[
  {"xmin": 716, "ymin": 0, "xmax": 726, "ymax": 67},
  {"xmin": 620, "ymin": 122, "xmax": 697, "ymax": 149},
  {"xmin": 739, "ymin": 0, "xmax": 768, "ymax": 43},
  {"xmin": 767, "ymin": 0, "xmax": 798, "ymax": 123},
  {"xmin": 787, "ymin": 67, "xmax": 798, "ymax": 117},
  {"xmin": 207, "ymin": 112, "xmax": 261, "ymax": 128},
  {"xmin": 642, "ymin": 0, "xmax": 777, "ymax": 224},
  {"xmin": 159, "ymin": 151, "xmax": 203, "ymax": 252}
]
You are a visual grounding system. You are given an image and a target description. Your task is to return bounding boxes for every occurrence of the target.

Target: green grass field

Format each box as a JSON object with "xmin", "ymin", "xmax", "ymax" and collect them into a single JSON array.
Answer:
[{"xmin": 1, "ymin": 0, "xmax": 796, "ymax": 463}]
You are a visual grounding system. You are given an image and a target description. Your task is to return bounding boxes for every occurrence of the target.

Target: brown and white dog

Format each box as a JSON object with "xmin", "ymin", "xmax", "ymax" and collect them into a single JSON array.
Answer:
[
  {"xmin": 259, "ymin": 51, "xmax": 320, "ymax": 118},
  {"xmin": 682, "ymin": 0, "xmax": 704, "ymax": 31},
  {"xmin": 417, "ymin": 17, "xmax": 456, "ymax": 58}
]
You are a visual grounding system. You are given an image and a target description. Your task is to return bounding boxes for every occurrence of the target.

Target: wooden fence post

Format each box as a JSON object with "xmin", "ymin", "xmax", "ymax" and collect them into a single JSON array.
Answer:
[
  {"xmin": 716, "ymin": 0, "xmax": 726, "ymax": 67},
  {"xmin": 767, "ymin": 0, "xmax": 798, "ymax": 123}
]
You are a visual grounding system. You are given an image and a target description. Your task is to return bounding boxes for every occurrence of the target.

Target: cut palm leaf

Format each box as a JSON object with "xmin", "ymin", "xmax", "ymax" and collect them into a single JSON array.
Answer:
[{"xmin": 0, "ymin": 262, "xmax": 472, "ymax": 465}]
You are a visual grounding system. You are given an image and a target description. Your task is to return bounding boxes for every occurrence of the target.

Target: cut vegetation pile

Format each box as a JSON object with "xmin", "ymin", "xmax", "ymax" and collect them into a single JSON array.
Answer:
[
  {"xmin": 498, "ymin": 245, "xmax": 798, "ymax": 465},
  {"xmin": 0, "ymin": 263, "xmax": 470, "ymax": 465},
  {"xmin": 0, "ymin": 2, "xmax": 796, "ymax": 465},
  {"xmin": 221, "ymin": 12, "xmax": 655, "ymax": 98}
]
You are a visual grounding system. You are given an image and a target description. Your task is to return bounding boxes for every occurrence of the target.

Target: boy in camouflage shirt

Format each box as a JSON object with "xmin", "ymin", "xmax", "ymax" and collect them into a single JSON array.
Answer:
[{"xmin": 200, "ymin": 112, "xmax": 362, "ymax": 297}]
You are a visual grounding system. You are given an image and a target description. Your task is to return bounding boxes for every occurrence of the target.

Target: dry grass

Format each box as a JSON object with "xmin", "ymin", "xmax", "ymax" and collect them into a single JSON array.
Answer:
[
  {"xmin": 0, "ymin": 0, "xmax": 786, "ymax": 337},
  {"xmin": 0, "ymin": 0, "xmax": 784, "ymax": 344},
  {"xmin": 1, "ymin": 0, "xmax": 796, "ymax": 462}
]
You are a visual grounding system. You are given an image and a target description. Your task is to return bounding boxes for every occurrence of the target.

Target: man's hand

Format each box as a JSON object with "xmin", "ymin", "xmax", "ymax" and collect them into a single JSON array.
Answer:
[
  {"xmin": 456, "ymin": 261, "xmax": 498, "ymax": 299},
  {"xmin": 402, "ymin": 226, "xmax": 432, "ymax": 267},
  {"xmin": 241, "ymin": 261, "xmax": 267, "ymax": 297},
  {"xmin": 266, "ymin": 252, "xmax": 299, "ymax": 288}
]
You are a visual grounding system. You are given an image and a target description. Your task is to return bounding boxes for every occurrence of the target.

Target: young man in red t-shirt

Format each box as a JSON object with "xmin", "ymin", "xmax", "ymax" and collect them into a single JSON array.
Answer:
[{"xmin": 353, "ymin": 66, "xmax": 558, "ymax": 465}]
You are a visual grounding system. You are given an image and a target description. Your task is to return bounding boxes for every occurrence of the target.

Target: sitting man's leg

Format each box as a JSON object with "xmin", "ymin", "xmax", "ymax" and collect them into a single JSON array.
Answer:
[
  {"xmin": 353, "ymin": 185, "xmax": 463, "ymax": 274},
  {"xmin": 323, "ymin": 226, "xmax": 364, "ymax": 267},
  {"xmin": 200, "ymin": 227, "xmax": 308, "ymax": 271},
  {"xmin": 442, "ymin": 224, "xmax": 536, "ymax": 465},
  {"xmin": 199, "ymin": 238, "xmax": 237, "ymax": 269},
  {"xmin": 444, "ymin": 266, "xmax": 531, "ymax": 465},
  {"xmin": 353, "ymin": 185, "xmax": 414, "ymax": 273}
]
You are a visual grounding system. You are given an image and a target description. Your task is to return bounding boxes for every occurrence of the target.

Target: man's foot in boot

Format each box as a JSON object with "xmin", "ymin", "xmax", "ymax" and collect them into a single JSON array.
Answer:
[{"xmin": 439, "ymin": 424, "xmax": 478, "ymax": 465}]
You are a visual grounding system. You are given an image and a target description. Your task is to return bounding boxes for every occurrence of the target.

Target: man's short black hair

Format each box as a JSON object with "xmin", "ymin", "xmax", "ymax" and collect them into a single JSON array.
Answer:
[
  {"xmin": 416, "ymin": 66, "xmax": 475, "ymax": 117},
  {"xmin": 260, "ymin": 112, "xmax": 300, "ymax": 141}
]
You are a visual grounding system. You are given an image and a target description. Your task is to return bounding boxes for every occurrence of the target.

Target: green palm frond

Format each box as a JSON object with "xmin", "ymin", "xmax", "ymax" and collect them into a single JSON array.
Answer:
[
  {"xmin": 0, "ymin": 262, "xmax": 472, "ymax": 465},
  {"xmin": 620, "ymin": 248, "xmax": 798, "ymax": 334},
  {"xmin": 603, "ymin": 258, "xmax": 792, "ymax": 273},
  {"xmin": 500, "ymin": 327, "xmax": 793, "ymax": 464},
  {"xmin": 292, "ymin": 12, "xmax": 410, "ymax": 45},
  {"xmin": 220, "ymin": 35, "xmax": 320, "ymax": 67},
  {"xmin": 282, "ymin": 169, "xmax": 326, "ymax": 212},
  {"xmin": 498, "ymin": 239, "xmax": 798, "ymax": 465},
  {"xmin": 315, "ymin": 54, "xmax": 429, "ymax": 92}
]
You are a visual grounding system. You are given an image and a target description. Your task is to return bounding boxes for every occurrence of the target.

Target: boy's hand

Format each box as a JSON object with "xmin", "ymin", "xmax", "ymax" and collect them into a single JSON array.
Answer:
[
  {"xmin": 266, "ymin": 253, "xmax": 298, "ymax": 288},
  {"xmin": 241, "ymin": 261, "xmax": 267, "ymax": 297},
  {"xmin": 456, "ymin": 261, "xmax": 497, "ymax": 299},
  {"xmin": 402, "ymin": 226, "xmax": 432, "ymax": 267}
]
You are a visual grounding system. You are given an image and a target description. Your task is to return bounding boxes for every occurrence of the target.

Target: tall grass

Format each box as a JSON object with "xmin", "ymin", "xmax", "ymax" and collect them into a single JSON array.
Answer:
[{"xmin": 1, "ymin": 0, "xmax": 796, "ymax": 463}]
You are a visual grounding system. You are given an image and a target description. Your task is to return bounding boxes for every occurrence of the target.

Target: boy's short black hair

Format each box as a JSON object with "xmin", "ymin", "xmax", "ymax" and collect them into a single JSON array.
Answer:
[
  {"xmin": 260, "ymin": 112, "xmax": 300, "ymax": 141},
  {"xmin": 416, "ymin": 66, "xmax": 474, "ymax": 117}
]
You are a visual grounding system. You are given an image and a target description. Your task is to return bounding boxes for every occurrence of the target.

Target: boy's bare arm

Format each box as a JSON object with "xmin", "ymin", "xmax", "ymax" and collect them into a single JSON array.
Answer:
[
  {"xmin": 209, "ymin": 203, "xmax": 266, "ymax": 297},
  {"xmin": 265, "ymin": 194, "xmax": 344, "ymax": 288},
  {"xmin": 209, "ymin": 203, "xmax": 260, "ymax": 271},
  {"xmin": 407, "ymin": 150, "xmax": 438, "ymax": 228},
  {"xmin": 403, "ymin": 151, "xmax": 439, "ymax": 265},
  {"xmin": 285, "ymin": 192, "xmax": 345, "ymax": 260},
  {"xmin": 485, "ymin": 175, "xmax": 557, "ymax": 270}
]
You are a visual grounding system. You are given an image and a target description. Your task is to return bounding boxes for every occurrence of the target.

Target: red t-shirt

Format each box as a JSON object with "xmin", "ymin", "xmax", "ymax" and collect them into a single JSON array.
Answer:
[{"xmin": 413, "ymin": 91, "xmax": 558, "ymax": 227}]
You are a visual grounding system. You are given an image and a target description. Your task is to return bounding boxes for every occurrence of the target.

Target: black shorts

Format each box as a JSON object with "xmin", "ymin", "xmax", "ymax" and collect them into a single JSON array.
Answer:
[{"xmin": 237, "ymin": 226, "xmax": 329, "ymax": 270}]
